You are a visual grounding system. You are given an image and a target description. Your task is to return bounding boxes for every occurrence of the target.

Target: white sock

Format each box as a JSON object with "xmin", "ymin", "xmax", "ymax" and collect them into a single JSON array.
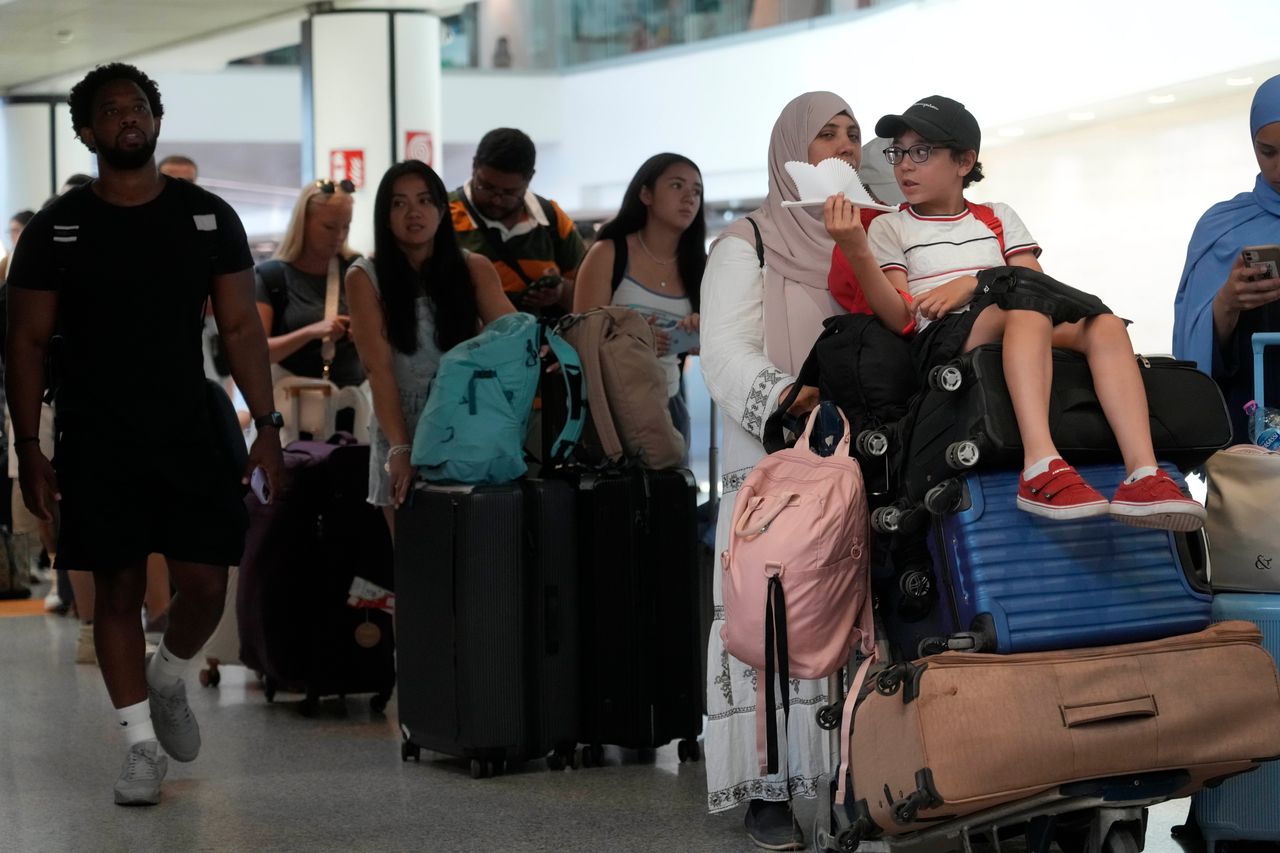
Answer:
[
  {"xmin": 147, "ymin": 638, "xmax": 190, "ymax": 690},
  {"xmin": 116, "ymin": 700, "xmax": 156, "ymax": 745},
  {"xmin": 1125, "ymin": 466, "xmax": 1159, "ymax": 484},
  {"xmin": 1023, "ymin": 456, "xmax": 1059, "ymax": 479}
]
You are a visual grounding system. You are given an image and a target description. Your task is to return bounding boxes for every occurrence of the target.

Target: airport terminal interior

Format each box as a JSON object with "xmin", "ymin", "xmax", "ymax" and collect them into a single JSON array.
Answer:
[{"xmin": 4, "ymin": 0, "xmax": 1280, "ymax": 851}]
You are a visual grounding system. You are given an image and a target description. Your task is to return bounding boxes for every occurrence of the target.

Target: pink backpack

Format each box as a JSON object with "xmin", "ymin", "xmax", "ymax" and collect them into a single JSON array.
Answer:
[{"xmin": 721, "ymin": 407, "xmax": 875, "ymax": 776}]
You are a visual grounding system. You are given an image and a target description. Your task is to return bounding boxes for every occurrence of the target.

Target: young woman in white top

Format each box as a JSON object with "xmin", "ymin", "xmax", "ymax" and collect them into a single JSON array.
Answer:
[
  {"xmin": 346, "ymin": 161, "xmax": 512, "ymax": 533},
  {"xmin": 572, "ymin": 153, "xmax": 706, "ymax": 448}
]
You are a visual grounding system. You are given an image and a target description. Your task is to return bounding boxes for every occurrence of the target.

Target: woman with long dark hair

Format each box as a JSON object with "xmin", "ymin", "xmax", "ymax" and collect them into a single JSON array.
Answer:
[
  {"xmin": 573, "ymin": 153, "xmax": 706, "ymax": 444},
  {"xmin": 347, "ymin": 161, "xmax": 513, "ymax": 529}
]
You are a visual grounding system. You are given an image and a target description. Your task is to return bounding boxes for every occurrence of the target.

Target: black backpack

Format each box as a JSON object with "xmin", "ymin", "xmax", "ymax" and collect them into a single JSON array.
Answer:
[{"xmin": 763, "ymin": 313, "xmax": 919, "ymax": 456}]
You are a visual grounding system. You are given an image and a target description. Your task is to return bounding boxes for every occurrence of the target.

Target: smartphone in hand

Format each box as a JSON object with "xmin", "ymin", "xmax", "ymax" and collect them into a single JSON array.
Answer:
[
  {"xmin": 1242, "ymin": 245, "xmax": 1280, "ymax": 279},
  {"xmin": 250, "ymin": 466, "xmax": 272, "ymax": 505}
]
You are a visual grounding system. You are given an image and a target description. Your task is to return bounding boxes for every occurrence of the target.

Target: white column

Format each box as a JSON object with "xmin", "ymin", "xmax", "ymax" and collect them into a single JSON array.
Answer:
[
  {"xmin": 0, "ymin": 97, "xmax": 93, "ymax": 223},
  {"xmin": 303, "ymin": 8, "xmax": 442, "ymax": 256}
]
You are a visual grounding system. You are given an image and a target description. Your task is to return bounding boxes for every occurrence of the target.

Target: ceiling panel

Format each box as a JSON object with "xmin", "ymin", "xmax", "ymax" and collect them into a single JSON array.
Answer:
[{"xmin": 0, "ymin": 0, "xmax": 313, "ymax": 91}]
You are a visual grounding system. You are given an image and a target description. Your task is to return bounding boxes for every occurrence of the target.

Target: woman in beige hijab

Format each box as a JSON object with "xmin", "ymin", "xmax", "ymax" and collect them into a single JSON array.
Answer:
[{"xmin": 700, "ymin": 91, "xmax": 878, "ymax": 850}]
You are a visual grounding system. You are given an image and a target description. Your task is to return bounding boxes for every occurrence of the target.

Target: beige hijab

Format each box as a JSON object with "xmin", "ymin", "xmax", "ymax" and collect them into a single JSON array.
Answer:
[{"xmin": 719, "ymin": 91, "xmax": 854, "ymax": 373}]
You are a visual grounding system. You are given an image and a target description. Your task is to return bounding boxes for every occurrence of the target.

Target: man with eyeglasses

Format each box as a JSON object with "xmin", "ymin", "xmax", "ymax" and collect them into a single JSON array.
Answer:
[
  {"xmin": 449, "ymin": 127, "xmax": 586, "ymax": 315},
  {"xmin": 5, "ymin": 63, "xmax": 282, "ymax": 806}
]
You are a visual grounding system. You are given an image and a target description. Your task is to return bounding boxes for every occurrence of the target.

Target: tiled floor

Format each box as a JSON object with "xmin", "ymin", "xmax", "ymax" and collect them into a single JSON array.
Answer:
[{"xmin": 0, "ymin": 605, "xmax": 1230, "ymax": 853}]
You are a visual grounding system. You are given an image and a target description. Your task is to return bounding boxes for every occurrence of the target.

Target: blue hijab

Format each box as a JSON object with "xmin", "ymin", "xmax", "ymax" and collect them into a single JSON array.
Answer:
[{"xmin": 1173, "ymin": 75, "xmax": 1280, "ymax": 372}]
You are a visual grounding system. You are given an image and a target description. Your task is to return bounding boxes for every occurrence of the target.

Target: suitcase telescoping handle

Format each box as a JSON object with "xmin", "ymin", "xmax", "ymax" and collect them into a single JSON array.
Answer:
[{"xmin": 1253, "ymin": 332, "xmax": 1280, "ymax": 439}]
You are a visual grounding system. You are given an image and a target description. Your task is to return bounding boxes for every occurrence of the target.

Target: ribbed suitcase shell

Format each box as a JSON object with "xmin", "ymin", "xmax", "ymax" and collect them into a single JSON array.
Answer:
[
  {"xmin": 926, "ymin": 462, "xmax": 1211, "ymax": 654},
  {"xmin": 394, "ymin": 481, "xmax": 578, "ymax": 765},
  {"xmin": 1194, "ymin": 594, "xmax": 1280, "ymax": 850},
  {"xmin": 573, "ymin": 468, "xmax": 702, "ymax": 752}
]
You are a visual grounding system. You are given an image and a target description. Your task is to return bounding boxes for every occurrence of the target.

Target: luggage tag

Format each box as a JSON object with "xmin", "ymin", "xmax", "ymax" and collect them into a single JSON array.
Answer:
[{"xmin": 355, "ymin": 616, "xmax": 381, "ymax": 649}]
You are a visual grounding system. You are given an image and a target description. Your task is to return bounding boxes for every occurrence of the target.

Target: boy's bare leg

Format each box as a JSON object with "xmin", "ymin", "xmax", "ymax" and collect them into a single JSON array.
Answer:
[
  {"xmin": 965, "ymin": 306, "xmax": 1058, "ymax": 467},
  {"xmin": 1051, "ymin": 314, "xmax": 1158, "ymax": 475},
  {"xmin": 69, "ymin": 570, "xmax": 95, "ymax": 624}
]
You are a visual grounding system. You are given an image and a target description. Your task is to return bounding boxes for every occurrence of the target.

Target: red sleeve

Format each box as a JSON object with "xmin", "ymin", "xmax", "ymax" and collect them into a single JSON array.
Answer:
[{"xmin": 826, "ymin": 209, "xmax": 915, "ymax": 335}]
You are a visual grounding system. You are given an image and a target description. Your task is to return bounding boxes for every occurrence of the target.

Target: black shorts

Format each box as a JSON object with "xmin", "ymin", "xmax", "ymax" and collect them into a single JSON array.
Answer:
[
  {"xmin": 911, "ymin": 267, "xmax": 1114, "ymax": 376},
  {"xmin": 54, "ymin": 434, "xmax": 248, "ymax": 574}
]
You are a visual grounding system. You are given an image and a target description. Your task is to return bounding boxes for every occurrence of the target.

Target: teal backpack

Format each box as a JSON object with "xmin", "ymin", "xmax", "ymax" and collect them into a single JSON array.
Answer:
[{"xmin": 413, "ymin": 312, "xmax": 584, "ymax": 484}]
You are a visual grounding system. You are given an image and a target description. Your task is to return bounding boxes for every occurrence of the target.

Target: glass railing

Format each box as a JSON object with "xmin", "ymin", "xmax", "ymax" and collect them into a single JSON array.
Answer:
[{"xmin": 441, "ymin": 0, "xmax": 894, "ymax": 72}]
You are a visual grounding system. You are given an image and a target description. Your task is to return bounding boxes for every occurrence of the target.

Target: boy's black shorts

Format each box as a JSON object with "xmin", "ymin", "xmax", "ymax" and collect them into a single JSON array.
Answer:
[
  {"xmin": 910, "ymin": 266, "xmax": 1115, "ymax": 377},
  {"xmin": 54, "ymin": 432, "xmax": 248, "ymax": 574}
]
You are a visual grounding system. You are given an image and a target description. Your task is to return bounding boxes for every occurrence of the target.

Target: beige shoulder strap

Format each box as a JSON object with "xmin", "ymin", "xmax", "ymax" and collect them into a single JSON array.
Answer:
[
  {"xmin": 565, "ymin": 311, "xmax": 625, "ymax": 461},
  {"xmin": 321, "ymin": 256, "xmax": 341, "ymax": 379}
]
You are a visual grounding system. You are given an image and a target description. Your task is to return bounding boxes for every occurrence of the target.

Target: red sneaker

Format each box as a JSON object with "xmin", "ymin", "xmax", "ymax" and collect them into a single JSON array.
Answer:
[
  {"xmin": 1016, "ymin": 460, "xmax": 1110, "ymax": 520},
  {"xmin": 1110, "ymin": 469, "xmax": 1206, "ymax": 532}
]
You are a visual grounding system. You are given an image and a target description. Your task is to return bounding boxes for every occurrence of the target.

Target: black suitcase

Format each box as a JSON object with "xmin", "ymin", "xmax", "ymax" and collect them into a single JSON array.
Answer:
[
  {"xmin": 394, "ymin": 480, "xmax": 579, "ymax": 777},
  {"xmin": 567, "ymin": 467, "xmax": 703, "ymax": 765},
  {"xmin": 900, "ymin": 345, "xmax": 1231, "ymax": 510},
  {"xmin": 236, "ymin": 437, "xmax": 396, "ymax": 715}
]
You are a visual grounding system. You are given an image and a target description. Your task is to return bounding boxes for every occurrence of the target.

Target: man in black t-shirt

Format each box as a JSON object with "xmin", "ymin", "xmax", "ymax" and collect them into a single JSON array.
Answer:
[{"xmin": 5, "ymin": 63, "xmax": 283, "ymax": 807}]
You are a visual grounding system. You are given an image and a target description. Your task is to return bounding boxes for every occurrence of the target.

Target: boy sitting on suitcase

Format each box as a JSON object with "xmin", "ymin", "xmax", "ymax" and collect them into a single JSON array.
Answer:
[{"xmin": 821, "ymin": 95, "xmax": 1205, "ymax": 531}]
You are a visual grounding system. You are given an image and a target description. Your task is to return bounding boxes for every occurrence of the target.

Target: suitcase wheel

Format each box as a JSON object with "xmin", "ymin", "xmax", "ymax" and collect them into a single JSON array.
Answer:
[
  {"xmin": 198, "ymin": 664, "xmax": 221, "ymax": 688},
  {"xmin": 816, "ymin": 703, "xmax": 842, "ymax": 731},
  {"xmin": 856, "ymin": 430, "xmax": 889, "ymax": 458},
  {"xmin": 299, "ymin": 691, "xmax": 320, "ymax": 718},
  {"xmin": 470, "ymin": 758, "xmax": 506, "ymax": 779},
  {"xmin": 871, "ymin": 505, "xmax": 901, "ymax": 534},
  {"xmin": 898, "ymin": 569, "xmax": 933, "ymax": 601},
  {"xmin": 370, "ymin": 692, "xmax": 391, "ymax": 714},
  {"xmin": 923, "ymin": 481, "xmax": 962, "ymax": 515},
  {"xmin": 944, "ymin": 440, "xmax": 980, "ymax": 470},
  {"xmin": 676, "ymin": 739, "xmax": 701, "ymax": 762},
  {"xmin": 928, "ymin": 363, "xmax": 964, "ymax": 392},
  {"xmin": 400, "ymin": 741, "xmax": 421, "ymax": 763},
  {"xmin": 263, "ymin": 677, "xmax": 278, "ymax": 703}
]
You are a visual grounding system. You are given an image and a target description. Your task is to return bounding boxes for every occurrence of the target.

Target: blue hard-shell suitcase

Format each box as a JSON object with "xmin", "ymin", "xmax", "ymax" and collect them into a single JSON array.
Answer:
[
  {"xmin": 880, "ymin": 462, "xmax": 1211, "ymax": 660},
  {"xmin": 1193, "ymin": 593, "xmax": 1280, "ymax": 851}
]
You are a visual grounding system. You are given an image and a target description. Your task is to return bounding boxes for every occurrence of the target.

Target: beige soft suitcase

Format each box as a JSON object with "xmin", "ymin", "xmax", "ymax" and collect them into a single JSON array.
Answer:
[{"xmin": 849, "ymin": 621, "xmax": 1280, "ymax": 836}]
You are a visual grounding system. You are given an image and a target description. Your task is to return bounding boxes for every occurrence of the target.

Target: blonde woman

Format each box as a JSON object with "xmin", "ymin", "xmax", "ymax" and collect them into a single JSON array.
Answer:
[{"xmin": 255, "ymin": 179, "xmax": 365, "ymax": 388}]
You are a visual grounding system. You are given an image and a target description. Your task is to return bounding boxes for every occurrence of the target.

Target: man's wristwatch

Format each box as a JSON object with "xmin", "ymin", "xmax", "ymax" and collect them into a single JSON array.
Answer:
[{"xmin": 253, "ymin": 411, "xmax": 285, "ymax": 430}]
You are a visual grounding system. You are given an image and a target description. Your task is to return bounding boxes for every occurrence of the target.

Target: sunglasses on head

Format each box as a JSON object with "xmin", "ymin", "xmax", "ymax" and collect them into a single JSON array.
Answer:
[{"xmin": 314, "ymin": 179, "xmax": 355, "ymax": 194}]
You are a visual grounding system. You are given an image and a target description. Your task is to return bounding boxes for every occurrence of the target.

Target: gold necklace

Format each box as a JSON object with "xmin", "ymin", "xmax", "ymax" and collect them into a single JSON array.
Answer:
[{"xmin": 636, "ymin": 232, "xmax": 676, "ymax": 288}]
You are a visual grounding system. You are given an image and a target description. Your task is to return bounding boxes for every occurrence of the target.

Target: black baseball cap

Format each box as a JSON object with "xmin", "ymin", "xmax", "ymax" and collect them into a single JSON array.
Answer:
[{"xmin": 875, "ymin": 96, "xmax": 981, "ymax": 154}]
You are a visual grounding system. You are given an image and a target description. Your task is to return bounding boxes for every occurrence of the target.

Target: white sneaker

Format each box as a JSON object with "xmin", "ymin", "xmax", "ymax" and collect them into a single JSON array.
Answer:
[
  {"xmin": 75, "ymin": 623, "xmax": 97, "ymax": 666},
  {"xmin": 114, "ymin": 741, "xmax": 167, "ymax": 806},
  {"xmin": 146, "ymin": 656, "xmax": 201, "ymax": 762},
  {"xmin": 43, "ymin": 590, "xmax": 63, "ymax": 612}
]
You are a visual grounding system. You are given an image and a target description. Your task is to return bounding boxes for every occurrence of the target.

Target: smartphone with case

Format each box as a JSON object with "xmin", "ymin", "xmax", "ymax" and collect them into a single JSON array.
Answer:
[
  {"xmin": 653, "ymin": 317, "xmax": 700, "ymax": 355},
  {"xmin": 1242, "ymin": 245, "xmax": 1280, "ymax": 279}
]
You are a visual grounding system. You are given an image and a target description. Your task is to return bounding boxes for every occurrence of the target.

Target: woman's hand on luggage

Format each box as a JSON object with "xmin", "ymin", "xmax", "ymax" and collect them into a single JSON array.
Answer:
[
  {"xmin": 388, "ymin": 452, "xmax": 414, "ymax": 508},
  {"xmin": 15, "ymin": 447, "xmax": 59, "ymax": 522},
  {"xmin": 245, "ymin": 431, "xmax": 285, "ymax": 502},
  {"xmin": 915, "ymin": 276, "xmax": 977, "ymax": 321},
  {"xmin": 1217, "ymin": 255, "xmax": 1280, "ymax": 312},
  {"xmin": 823, "ymin": 193, "xmax": 866, "ymax": 250}
]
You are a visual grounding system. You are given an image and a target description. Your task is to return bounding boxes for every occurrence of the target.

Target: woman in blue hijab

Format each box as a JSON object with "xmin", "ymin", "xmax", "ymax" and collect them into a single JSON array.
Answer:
[{"xmin": 1173, "ymin": 74, "xmax": 1280, "ymax": 444}]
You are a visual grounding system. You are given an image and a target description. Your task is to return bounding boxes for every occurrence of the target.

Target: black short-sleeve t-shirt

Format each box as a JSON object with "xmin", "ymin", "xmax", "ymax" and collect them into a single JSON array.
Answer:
[
  {"xmin": 5, "ymin": 178, "xmax": 254, "ymax": 444},
  {"xmin": 253, "ymin": 259, "xmax": 365, "ymax": 388}
]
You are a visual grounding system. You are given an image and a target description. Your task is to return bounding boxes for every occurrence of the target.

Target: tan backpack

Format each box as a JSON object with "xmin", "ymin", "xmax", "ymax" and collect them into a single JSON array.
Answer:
[{"xmin": 556, "ymin": 306, "xmax": 685, "ymax": 469}]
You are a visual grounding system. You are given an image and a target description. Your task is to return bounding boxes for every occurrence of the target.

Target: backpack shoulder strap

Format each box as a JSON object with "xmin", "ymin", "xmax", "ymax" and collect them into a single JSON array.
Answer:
[
  {"xmin": 966, "ymin": 201, "xmax": 1006, "ymax": 256},
  {"xmin": 610, "ymin": 236, "xmax": 627, "ymax": 293},
  {"xmin": 256, "ymin": 260, "xmax": 290, "ymax": 336},
  {"xmin": 455, "ymin": 186, "xmax": 537, "ymax": 287},
  {"xmin": 744, "ymin": 216, "xmax": 765, "ymax": 268}
]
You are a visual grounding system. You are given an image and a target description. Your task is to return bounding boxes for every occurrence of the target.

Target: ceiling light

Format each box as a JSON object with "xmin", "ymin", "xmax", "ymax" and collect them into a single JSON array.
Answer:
[
  {"xmin": 1068, "ymin": 111, "xmax": 1095, "ymax": 122},
  {"xmin": 1227, "ymin": 76, "xmax": 1255, "ymax": 87},
  {"xmin": 997, "ymin": 127, "xmax": 1025, "ymax": 138},
  {"xmin": 1148, "ymin": 94, "xmax": 1176, "ymax": 105}
]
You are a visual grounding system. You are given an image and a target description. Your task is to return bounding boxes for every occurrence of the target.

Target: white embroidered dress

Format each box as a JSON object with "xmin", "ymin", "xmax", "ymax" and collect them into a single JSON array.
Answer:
[{"xmin": 699, "ymin": 235, "xmax": 842, "ymax": 813}]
